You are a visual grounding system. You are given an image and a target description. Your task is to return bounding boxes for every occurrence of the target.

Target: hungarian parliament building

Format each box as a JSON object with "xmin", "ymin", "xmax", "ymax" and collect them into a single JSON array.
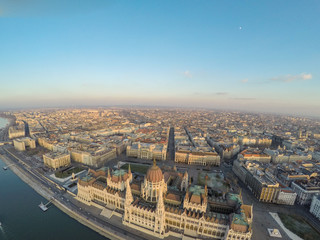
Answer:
[{"xmin": 77, "ymin": 161, "xmax": 253, "ymax": 240}]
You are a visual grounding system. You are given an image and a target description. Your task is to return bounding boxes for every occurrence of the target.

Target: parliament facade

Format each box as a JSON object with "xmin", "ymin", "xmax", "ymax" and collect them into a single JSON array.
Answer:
[{"xmin": 77, "ymin": 161, "xmax": 252, "ymax": 239}]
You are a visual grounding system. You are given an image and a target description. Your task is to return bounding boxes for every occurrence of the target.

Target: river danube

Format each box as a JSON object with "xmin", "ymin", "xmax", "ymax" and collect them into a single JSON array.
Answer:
[{"xmin": 0, "ymin": 118, "xmax": 107, "ymax": 240}]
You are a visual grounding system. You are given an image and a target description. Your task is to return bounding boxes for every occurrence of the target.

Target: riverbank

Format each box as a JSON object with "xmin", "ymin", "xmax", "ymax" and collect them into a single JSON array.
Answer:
[
  {"xmin": 0, "ymin": 154, "xmax": 125, "ymax": 240},
  {"xmin": 0, "ymin": 112, "xmax": 16, "ymax": 122},
  {"xmin": 0, "ymin": 115, "xmax": 15, "ymax": 141},
  {"xmin": 0, "ymin": 113, "xmax": 15, "ymax": 128}
]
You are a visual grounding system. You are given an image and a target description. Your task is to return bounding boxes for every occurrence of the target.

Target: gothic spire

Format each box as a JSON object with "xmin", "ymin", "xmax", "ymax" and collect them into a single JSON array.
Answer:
[
  {"xmin": 125, "ymin": 179, "xmax": 133, "ymax": 204},
  {"xmin": 107, "ymin": 167, "xmax": 111, "ymax": 178},
  {"xmin": 156, "ymin": 187, "xmax": 164, "ymax": 213},
  {"xmin": 128, "ymin": 163, "xmax": 131, "ymax": 174}
]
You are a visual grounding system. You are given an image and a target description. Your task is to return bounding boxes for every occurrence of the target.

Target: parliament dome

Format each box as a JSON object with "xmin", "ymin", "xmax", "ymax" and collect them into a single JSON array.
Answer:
[{"xmin": 146, "ymin": 160, "xmax": 163, "ymax": 183}]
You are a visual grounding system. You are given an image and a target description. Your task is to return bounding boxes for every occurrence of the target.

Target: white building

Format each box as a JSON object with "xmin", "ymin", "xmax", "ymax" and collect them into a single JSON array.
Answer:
[
  {"xmin": 276, "ymin": 189, "xmax": 297, "ymax": 205},
  {"xmin": 291, "ymin": 181, "xmax": 320, "ymax": 205},
  {"xmin": 310, "ymin": 195, "xmax": 320, "ymax": 220}
]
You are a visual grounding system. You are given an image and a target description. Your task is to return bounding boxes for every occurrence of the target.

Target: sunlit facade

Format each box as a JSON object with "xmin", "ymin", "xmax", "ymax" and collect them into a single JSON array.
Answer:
[
  {"xmin": 77, "ymin": 161, "xmax": 252, "ymax": 239},
  {"xmin": 43, "ymin": 152, "xmax": 71, "ymax": 170}
]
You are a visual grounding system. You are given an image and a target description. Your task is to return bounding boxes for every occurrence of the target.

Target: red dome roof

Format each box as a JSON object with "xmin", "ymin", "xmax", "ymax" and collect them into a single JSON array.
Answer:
[{"xmin": 146, "ymin": 161, "xmax": 163, "ymax": 183}]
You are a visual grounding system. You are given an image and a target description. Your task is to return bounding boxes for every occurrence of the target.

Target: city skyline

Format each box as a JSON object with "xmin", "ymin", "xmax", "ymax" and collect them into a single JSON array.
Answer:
[
  {"xmin": 2, "ymin": 107, "xmax": 320, "ymax": 239},
  {"xmin": 1, "ymin": 1, "xmax": 320, "ymax": 117}
]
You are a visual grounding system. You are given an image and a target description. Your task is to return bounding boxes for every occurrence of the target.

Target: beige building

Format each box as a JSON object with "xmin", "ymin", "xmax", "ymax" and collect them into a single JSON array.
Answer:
[
  {"xmin": 238, "ymin": 148, "xmax": 272, "ymax": 163},
  {"xmin": 77, "ymin": 161, "xmax": 252, "ymax": 239},
  {"xmin": 13, "ymin": 137, "xmax": 36, "ymax": 151},
  {"xmin": 175, "ymin": 149, "xmax": 220, "ymax": 166},
  {"xmin": 126, "ymin": 142, "xmax": 167, "ymax": 161},
  {"xmin": 239, "ymin": 136, "xmax": 272, "ymax": 146},
  {"xmin": 8, "ymin": 125, "xmax": 25, "ymax": 139},
  {"xmin": 221, "ymin": 144, "xmax": 240, "ymax": 160},
  {"xmin": 43, "ymin": 152, "xmax": 71, "ymax": 170},
  {"xmin": 233, "ymin": 160, "xmax": 282, "ymax": 203},
  {"xmin": 70, "ymin": 147, "xmax": 117, "ymax": 168},
  {"xmin": 38, "ymin": 137, "xmax": 56, "ymax": 151}
]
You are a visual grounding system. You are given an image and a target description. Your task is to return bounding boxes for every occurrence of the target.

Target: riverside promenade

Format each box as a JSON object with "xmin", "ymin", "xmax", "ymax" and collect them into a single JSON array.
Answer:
[{"xmin": 0, "ymin": 151, "xmax": 151, "ymax": 240}]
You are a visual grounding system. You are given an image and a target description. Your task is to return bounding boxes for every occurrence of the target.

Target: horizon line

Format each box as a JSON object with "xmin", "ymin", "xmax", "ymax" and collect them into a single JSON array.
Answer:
[{"xmin": 1, "ymin": 104, "xmax": 319, "ymax": 120}]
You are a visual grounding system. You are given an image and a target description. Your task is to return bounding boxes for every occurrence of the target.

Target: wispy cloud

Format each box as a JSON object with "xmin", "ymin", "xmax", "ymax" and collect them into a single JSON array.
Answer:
[
  {"xmin": 271, "ymin": 73, "xmax": 312, "ymax": 83},
  {"xmin": 241, "ymin": 78, "xmax": 248, "ymax": 83},
  {"xmin": 182, "ymin": 70, "xmax": 192, "ymax": 78}
]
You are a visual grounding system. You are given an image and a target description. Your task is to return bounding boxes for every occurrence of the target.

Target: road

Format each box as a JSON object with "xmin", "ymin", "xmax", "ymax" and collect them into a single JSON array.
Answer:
[
  {"xmin": 167, "ymin": 126, "xmax": 175, "ymax": 161},
  {"xmin": 22, "ymin": 120, "xmax": 31, "ymax": 137}
]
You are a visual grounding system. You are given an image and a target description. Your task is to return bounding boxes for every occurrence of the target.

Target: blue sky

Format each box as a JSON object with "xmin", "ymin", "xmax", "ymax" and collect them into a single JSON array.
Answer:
[{"xmin": 0, "ymin": 1, "xmax": 319, "ymax": 116}]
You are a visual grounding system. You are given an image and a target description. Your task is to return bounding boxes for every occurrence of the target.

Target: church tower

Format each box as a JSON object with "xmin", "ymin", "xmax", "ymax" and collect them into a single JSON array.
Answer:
[{"xmin": 181, "ymin": 171, "xmax": 189, "ymax": 191}]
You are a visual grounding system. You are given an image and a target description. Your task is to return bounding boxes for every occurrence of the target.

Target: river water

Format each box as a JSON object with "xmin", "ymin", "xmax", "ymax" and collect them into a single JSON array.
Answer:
[{"xmin": 0, "ymin": 118, "xmax": 107, "ymax": 240}]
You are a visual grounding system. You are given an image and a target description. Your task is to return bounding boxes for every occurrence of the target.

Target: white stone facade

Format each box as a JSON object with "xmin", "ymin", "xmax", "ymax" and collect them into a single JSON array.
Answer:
[
  {"xmin": 77, "ymin": 165, "xmax": 252, "ymax": 240},
  {"xmin": 291, "ymin": 182, "xmax": 320, "ymax": 205},
  {"xmin": 310, "ymin": 195, "xmax": 320, "ymax": 220},
  {"xmin": 276, "ymin": 190, "xmax": 297, "ymax": 205}
]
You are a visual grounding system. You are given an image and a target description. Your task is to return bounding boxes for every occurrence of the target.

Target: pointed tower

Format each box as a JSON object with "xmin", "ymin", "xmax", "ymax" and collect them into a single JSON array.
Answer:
[
  {"xmin": 128, "ymin": 163, "xmax": 132, "ymax": 183},
  {"xmin": 128, "ymin": 164, "xmax": 131, "ymax": 175},
  {"xmin": 183, "ymin": 187, "xmax": 190, "ymax": 209},
  {"xmin": 156, "ymin": 188, "xmax": 164, "ymax": 212},
  {"xmin": 155, "ymin": 187, "xmax": 165, "ymax": 235},
  {"xmin": 125, "ymin": 179, "xmax": 133, "ymax": 204},
  {"xmin": 124, "ymin": 179, "xmax": 133, "ymax": 223},
  {"xmin": 181, "ymin": 170, "xmax": 188, "ymax": 191},
  {"xmin": 185, "ymin": 188, "xmax": 189, "ymax": 202},
  {"xmin": 107, "ymin": 167, "xmax": 111, "ymax": 179}
]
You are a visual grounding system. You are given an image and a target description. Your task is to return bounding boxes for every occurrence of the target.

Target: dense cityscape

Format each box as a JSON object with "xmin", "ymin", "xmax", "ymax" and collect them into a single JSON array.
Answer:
[
  {"xmin": 1, "ymin": 108, "xmax": 320, "ymax": 240},
  {"xmin": 1, "ymin": 1, "xmax": 320, "ymax": 240}
]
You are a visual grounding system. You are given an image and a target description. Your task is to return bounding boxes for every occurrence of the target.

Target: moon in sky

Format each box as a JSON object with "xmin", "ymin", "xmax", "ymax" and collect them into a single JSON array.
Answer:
[{"xmin": 239, "ymin": 26, "xmax": 242, "ymax": 30}]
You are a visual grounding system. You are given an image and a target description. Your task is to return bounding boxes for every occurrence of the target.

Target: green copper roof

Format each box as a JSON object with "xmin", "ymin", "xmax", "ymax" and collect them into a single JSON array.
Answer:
[
  {"xmin": 113, "ymin": 169, "xmax": 126, "ymax": 177},
  {"xmin": 82, "ymin": 175, "xmax": 93, "ymax": 182},
  {"xmin": 232, "ymin": 213, "xmax": 248, "ymax": 226},
  {"xmin": 189, "ymin": 185, "xmax": 205, "ymax": 195},
  {"xmin": 229, "ymin": 193, "xmax": 242, "ymax": 204},
  {"xmin": 98, "ymin": 166, "xmax": 108, "ymax": 172}
]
